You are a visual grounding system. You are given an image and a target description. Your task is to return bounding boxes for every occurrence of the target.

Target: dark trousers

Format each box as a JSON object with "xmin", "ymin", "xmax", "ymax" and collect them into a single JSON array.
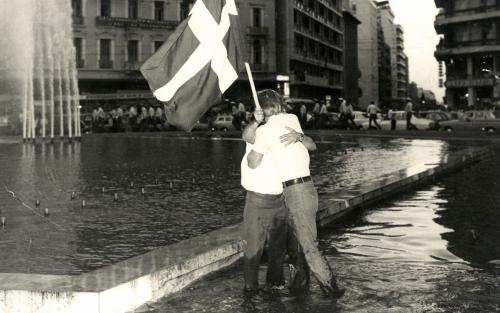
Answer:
[
  {"xmin": 369, "ymin": 114, "xmax": 380, "ymax": 129},
  {"xmin": 391, "ymin": 119, "xmax": 396, "ymax": 130},
  {"xmin": 344, "ymin": 113, "xmax": 357, "ymax": 129},
  {"xmin": 406, "ymin": 112, "xmax": 415, "ymax": 130},
  {"xmin": 243, "ymin": 191, "xmax": 287, "ymax": 291}
]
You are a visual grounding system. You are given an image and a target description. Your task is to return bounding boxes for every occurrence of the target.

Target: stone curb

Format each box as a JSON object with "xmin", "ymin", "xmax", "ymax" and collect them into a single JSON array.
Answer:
[{"xmin": 0, "ymin": 147, "xmax": 490, "ymax": 313}]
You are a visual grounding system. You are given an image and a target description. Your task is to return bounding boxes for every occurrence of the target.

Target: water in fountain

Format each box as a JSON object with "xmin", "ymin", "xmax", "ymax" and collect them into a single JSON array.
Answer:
[{"xmin": 0, "ymin": 0, "xmax": 81, "ymax": 140}]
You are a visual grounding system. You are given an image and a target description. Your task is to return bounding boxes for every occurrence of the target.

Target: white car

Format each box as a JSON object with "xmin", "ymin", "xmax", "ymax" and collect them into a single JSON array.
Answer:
[{"xmin": 361, "ymin": 111, "xmax": 436, "ymax": 130}]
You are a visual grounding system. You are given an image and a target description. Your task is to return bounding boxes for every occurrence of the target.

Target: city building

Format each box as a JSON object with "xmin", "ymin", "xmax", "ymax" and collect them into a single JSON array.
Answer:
[
  {"xmin": 350, "ymin": 0, "xmax": 379, "ymax": 108},
  {"xmin": 342, "ymin": 0, "xmax": 361, "ymax": 105},
  {"xmin": 376, "ymin": 1, "xmax": 408, "ymax": 108},
  {"xmin": 224, "ymin": 0, "xmax": 278, "ymax": 104},
  {"xmin": 377, "ymin": 10, "xmax": 392, "ymax": 108},
  {"xmin": 71, "ymin": 0, "xmax": 351, "ymax": 110},
  {"xmin": 434, "ymin": 0, "xmax": 500, "ymax": 108},
  {"xmin": 71, "ymin": 0, "xmax": 182, "ymax": 108},
  {"xmin": 275, "ymin": 0, "xmax": 345, "ymax": 101}
]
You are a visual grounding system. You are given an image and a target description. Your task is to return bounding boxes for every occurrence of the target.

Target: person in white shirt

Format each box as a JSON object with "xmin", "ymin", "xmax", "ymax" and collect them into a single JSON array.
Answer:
[
  {"xmin": 242, "ymin": 104, "xmax": 317, "ymax": 295},
  {"xmin": 388, "ymin": 107, "xmax": 396, "ymax": 130},
  {"xmin": 247, "ymin": 89, "xmax": 344, "ymax": 299},
  {"xmin": 366, "ymin": 101, "xmax": 381, "ymax": 130},
  {"xmin": 240, "ymin": 109, "xmax": 287, "ymax": 292},
  {"xmin": 405, "ymin": 99, "xmax": 416, "ymax": 130}
]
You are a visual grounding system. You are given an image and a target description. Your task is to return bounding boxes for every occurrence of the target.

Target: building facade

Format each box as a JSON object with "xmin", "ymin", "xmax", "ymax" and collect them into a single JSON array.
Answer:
[
  {"xmin": 376, "ymin": 1, "xmax": 408, "ymax": 108},
  {"xmin": 350, "ymin": 0, "xmax": 379, "ymax": 108},
  {"xmin": 342, "ymin": 0, "xmax": 361, "ymax": 105},
  {"xmin": 72, "ymin": 0, "xmax": 182, "ymax": 97},
  {"xmin": 71, "ymin": 0, "xmax": 354, "ymax": 109},
  {"xmin": 275, "ymin": 0, "xmax": 345, "ymax": 101},
  {"xmin": 434, "ymin": 0, "xmax": 500, "ymax": 108}
]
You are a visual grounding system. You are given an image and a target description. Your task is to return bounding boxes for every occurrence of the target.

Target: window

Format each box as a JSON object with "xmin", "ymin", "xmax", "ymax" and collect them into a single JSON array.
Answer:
[
  {"xmin": 251, "ymin": 7, "xmax": 262, "ymax": 27},
  {"xmin": 155, "ymin": 1, "xmax": 164, "ymax": 21},
  {"xmin": 99, "ymin": 39, "xmax": 112, "ymax": 68},
  {"xmin": 251, "ymin": 39, "xmax": 263, "ymax": 65},
  {"xmin": 128, "ymin": 0, "xmax": 138, "ymax": 19},
  {"xmin": 71, "ymin": 0, "xmax": 82, "ymax": 17},
  {"xmin": 74, "ymin": 38, "xmax": 83, "ymax": 64},
  {"xmin": 74, "ymin": 38, "xmax": 84, "ymax": 68},
  {"xmin": 154, "ymin": 41, "xmax": 164, "ymax": 51},
  {"xmin": 127, "ymin": 40, "xmax": 139, "ymax": 62},
  {"xmin": 101, "ymin": 0, "xmax": 111, "ymax": 17}
]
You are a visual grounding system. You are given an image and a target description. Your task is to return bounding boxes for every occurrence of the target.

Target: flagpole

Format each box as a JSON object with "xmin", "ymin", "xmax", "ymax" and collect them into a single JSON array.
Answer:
[{"xmin": 244, "ymin": 62, "xmax": 261, "ymax": 110}]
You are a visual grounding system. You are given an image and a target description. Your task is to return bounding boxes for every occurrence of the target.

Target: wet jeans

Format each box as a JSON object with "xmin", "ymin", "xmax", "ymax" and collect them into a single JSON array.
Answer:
[
  {"xmin": 283, "ymin": 181, "xmax": 334, "ymax": 290},
  {"xmin": 243, "ymin": 191, "xmax": 287, "ymax": 290}
]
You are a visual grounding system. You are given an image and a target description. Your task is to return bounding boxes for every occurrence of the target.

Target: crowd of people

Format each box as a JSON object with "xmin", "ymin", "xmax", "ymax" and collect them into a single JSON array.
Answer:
[
  {"xmin": 89, "ymin": 105, "xmax": 166, "ymax": 132},
  {"xmin": 85, "ymin": 97, "xmax": 427, "ymax": 133}
]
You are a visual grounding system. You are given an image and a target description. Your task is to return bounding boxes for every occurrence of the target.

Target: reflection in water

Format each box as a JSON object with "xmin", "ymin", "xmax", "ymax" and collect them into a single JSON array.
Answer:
[
  {"xmin": 1, "ymin": 135, "xmax": 450, "ymax": 274},
  {"xmin": 143, "ymin": 146, "xmax": 500, "ymax": 313}
]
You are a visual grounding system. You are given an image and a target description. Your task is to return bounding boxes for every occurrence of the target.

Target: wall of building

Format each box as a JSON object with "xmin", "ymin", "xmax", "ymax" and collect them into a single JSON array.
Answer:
[
  {"xmin": 73, "ymin": 0, "xmax": 181, "ymax": 94},
  {"xmin": 351, "ymin": 0, "xmax": 379, "ymax": 108},
  {"xmin": 435, "ymin": 0, "xmax": 500, "ymax": 108},
  {"xmin": 343, "ymin": 9, "xmax": 360, "ymax": 105}
]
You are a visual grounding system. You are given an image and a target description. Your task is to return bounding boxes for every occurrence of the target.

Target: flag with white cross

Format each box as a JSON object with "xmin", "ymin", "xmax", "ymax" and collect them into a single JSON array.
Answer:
[{"xmin": 140, "ymin": 0, "xmax": 244, "ymax": 131}]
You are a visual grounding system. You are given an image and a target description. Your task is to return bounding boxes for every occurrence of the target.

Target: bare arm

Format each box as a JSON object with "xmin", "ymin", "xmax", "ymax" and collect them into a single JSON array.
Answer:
[
  {"xmin": 279, "ymin": 126, "xmax": 316, "ymax": 151},
  {"xmin": 242, "ymin": 121, "xmax": 258, "ymax": 144},
  {"xmin": 247, "ymin": 150, "xmax": 263, "ymax": 169},
  {"xmin": 242, "ymin": 109, "xmax": 264, "ymax": 144},
  {"xmin": 302, "ymin": 135, "xmax": 316, "ymax": 151}
]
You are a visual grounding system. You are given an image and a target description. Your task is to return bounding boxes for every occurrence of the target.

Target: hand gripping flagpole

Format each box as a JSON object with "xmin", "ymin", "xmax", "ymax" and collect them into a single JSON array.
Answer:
[{"xmin": 245, "ymin": 62, "xmax": 261, "ymax": 110}]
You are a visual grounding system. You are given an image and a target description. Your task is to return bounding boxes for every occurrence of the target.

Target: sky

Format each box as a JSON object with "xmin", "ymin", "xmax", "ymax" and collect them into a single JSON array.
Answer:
[{"xmin": 388, "ymin": 0, "xmax": 444, "ymax": 101}]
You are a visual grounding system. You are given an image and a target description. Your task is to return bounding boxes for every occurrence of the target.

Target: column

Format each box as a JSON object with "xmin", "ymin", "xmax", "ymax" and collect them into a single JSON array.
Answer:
[
  {"xmin": 468, "ymin": 87, "xmax": 475, "ymax": 107},
  {"xmin": 466, "ymin": 56, "xmax": 475, "ymax": 107},
  {"xmin": 493, "ymin": 54, "xmax": 500, "ymax": 102},
  {"xmin": 446, "ymin": 88, "xmax": 456, "ymax": 108}
]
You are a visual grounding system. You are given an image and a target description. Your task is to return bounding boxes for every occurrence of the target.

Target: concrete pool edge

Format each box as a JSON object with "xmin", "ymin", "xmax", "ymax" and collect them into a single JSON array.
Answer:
[{"xmin": 0, "ymin": 147, "xmax": 491, "ymax": 313}]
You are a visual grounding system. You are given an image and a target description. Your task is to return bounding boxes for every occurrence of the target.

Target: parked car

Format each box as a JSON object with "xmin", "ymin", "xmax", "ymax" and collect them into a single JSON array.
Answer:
[
  {"xmin": 360, "ymin": 111, "xmax": 436, "ymax": 130},
  {"xmin": 439, "ymin": 110, "xmax": 500, "ymax": 132},
  {"xmin": 445, "ymin": 111, "xmax": 465, "ymax": 120},
  {"xmin": 418, "ymin": 110, "xmax": 452, "ymax": 122},
  {"xmin": 210, "ymin": 114, "xmax": 235, "ymax": 131}
]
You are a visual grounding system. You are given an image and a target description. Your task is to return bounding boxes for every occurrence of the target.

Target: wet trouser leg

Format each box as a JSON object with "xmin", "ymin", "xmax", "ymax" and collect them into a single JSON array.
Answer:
[
  {"xmin": 288, "ymin": 228, "xmax": 310, "ymax": 294},
  {"xmin": 283, "ymin": 181, "xmax": 336, "ymax": 290},
  {"xmin": 243, "ymin": 191, "xmax": 287, "ymax": 291}
]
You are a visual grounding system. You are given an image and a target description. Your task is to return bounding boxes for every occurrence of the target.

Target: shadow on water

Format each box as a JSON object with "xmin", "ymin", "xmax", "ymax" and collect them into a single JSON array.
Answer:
[{"xmin": 141, "ymin": 144, "xmax": 500, "ymax": 313}]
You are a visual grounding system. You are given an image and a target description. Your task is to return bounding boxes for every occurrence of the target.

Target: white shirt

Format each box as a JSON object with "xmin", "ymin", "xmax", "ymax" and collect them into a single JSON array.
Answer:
[
  {"xmin": 252, "ymin": 113, "xmax": 310, "ymax": 182},
  {"xmin": 241, "ymin": 143, "xmax": 283, "ymax": 195}
]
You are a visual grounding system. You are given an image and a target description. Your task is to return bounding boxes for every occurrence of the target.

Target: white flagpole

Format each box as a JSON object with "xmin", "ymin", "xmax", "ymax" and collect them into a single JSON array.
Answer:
[{"xmin": 244, "ymin": 62, "xmax": 261, "ymax": 110}]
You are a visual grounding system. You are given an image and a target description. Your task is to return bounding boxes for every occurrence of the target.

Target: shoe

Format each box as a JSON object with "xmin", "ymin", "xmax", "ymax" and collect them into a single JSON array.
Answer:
[{"xmin": 320, "ymin": 280, "xmax": 345, "ymax": 299}]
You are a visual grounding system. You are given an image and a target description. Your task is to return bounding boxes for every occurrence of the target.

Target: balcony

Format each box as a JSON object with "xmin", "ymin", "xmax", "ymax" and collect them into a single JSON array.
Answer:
[
  {"xmin": 95, "ymin": 16, "xmax": 178, "ymax": 30},
  {"xmin": 291, "ymin": 51, "xmax": 343, "ymax": 71},
  {"xmin": 291, "ymin": 72, "xmax": 343, "ymax": 89},
  {"xmin": 250, "ymin": 63, "xmax": 268, "ymax": 72},
  {"xmin": 124, "ymin": 61, "xmax": 142, "ymax": 71},
  {"xmin": 294, "ymin": 27, "xmax": 343, "ymax": 51},
  {"xmin": 435, "ymin": 6, "xmax": 500, "ymax": 30},
  {"xmin": 247, "ymin": 26, "xmax": 269, "ymax": 36},
  {"xmin": 445, "ymin": 77, "xmax": 495, "ymax": 88},
  {"xmin": 293, "ymin": 1, "xmax": 343, "ymax": 34},
  {"xmin": 72, "ymin": 15, "xmax": 84, "ymax": 25},
  {"xmin": 76, "ymin": 59, "xmax": 85, "ymax": 69},
  {"xmin": 99, "ymin": 59, "xmax": 113, "ymax": 69},
  {"xmin": 435, "ymin": 38, "xmax": 500, "ymax": 58}
]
